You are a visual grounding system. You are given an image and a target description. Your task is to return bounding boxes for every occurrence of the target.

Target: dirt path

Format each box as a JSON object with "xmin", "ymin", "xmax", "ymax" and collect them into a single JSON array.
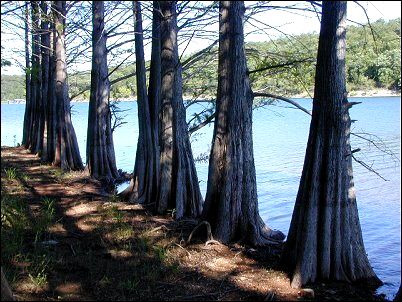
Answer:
[{"xmin": 1, "ymin": 146, "xmax": 386, "ymax": 301}]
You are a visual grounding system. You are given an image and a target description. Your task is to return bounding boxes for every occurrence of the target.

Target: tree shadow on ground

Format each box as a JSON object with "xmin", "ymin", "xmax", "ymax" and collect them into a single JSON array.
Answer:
[{"xmin": 1, "ymin": 146, "xmax": 384, "ymax": 301}]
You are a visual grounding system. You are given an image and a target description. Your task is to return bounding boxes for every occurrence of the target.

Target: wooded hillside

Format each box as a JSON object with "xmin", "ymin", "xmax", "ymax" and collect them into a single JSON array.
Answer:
[{"xmin": 1, "ymin": 18, "xmax": 400, "ymax": 102}]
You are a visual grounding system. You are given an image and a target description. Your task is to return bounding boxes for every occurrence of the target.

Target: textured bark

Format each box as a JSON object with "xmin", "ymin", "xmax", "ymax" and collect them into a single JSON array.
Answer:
[
  {"xmin": 52, "ymin": 0, "xmax": 83, "ymax": 171},
  {"xmin": 22, "ymin": 1, "xmax": 31, "ymax": 147},
  {"xmin": 147, "ymin": 1, "xmax": 161, "ymax": 203},
  {"xmin": 27, "ymin": 1, "xmax": 42, "ymax": 153},
  {"xmin": 281, "ymin": 1, "xmax": 382, "ymax": 289},
  {"xmin": 39, "ymin": 0, "xmax": 50, "ymax": 160},
  {"xmin": 120, "ymin": 1, "xmax": 158, "ymax": 203},
  {"xmin": 201, "ymin": 1, "xmax": 284, "ymax": 246},
  {"xmin": 156, "ymin": 1, "xmax": 203, "ymax": 219},
  {"xmin": 86, "ymin": 1, "xmax": 118, "ymax": 180},
  {"xmin": 44, "ymin": 14, "xmax": 57, "ymax": 163}
]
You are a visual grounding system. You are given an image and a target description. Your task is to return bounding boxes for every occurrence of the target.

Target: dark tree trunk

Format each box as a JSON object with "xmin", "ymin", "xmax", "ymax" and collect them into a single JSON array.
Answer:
[
  {"xmin": 147, "ymin": 0, "xmax": 161, "ymax": 203},
  {"xmin": 28, "ymin": 1, "xmax": 42, "ymax": 153},
  {"xmin": 120, "ymin": 1, "xmax": 157, "ymax": 203},
  {"xmin": 86, "ymin": 1, "xmax": 118, "ymax": 180},
  {"xmin": 201, "ymin": 1, "xmax": 284, "ymax": 246},
  {"xmin": 22, "ymin": 1, "xmax": 31, "ymax": 147},
  {"xmin": 39, "ymin": 0, "xmax": 49, "ymax": 159},
  {"xmin": 156, "ymin": 0, "xmax": 203, "ymax": 219},
  {"xmin": 44, "ymin": 12, "xmax": 57, "ymax": 163},
  {"xmin": 281, "ymin": 1, "xmax": 382, "ymax": 289},
  {"xmin": 52, "ymin": 0, "xmax": 83, "ymax": 171}
]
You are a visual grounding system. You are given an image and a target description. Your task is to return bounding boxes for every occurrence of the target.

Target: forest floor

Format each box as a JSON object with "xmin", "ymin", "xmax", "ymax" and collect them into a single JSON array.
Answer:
[{"xmin": 1, "ymin": 146, "xmax": 389, "ymax": 301}]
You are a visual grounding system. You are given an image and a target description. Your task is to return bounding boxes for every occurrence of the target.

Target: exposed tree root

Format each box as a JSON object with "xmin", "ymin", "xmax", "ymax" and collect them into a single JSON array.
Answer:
[{"xmin": 186, "ymin": 221, "xmax": 214, "ymax": 245}]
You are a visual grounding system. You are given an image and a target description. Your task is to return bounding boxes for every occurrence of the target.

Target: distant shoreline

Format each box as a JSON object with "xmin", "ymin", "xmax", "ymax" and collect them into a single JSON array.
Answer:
[{"xmin": 2, "ymin": 89, "xmax": 400, "ymax": 103}]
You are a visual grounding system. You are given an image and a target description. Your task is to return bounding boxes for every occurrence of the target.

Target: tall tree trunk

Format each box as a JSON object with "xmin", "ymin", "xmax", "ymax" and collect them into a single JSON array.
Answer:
[
  {"xmin": 28, "ymin": 1, "xmax": 42, "ymax": 153},
  {"xmin": 281, "ymin": 1, "xmax": 382, "ymax": 289},
  {"xmin": 52, "ymin": 0, "xmax": 83, "ymax": 171},
  {"xmin": 39, "ymin": 0, "xmax": 49, "ymax": 160},
  {"xmin": 44, "ymin": 12, "xmax": 57, "ymax": 163},
  {"xmin": 156, "ymin": 1, "xmax": 203, "ymax": 219},
  {"xmin": 147, "ymin": 1, "xmax": 161, "ymax": 203},
  {"xmin": 120, "ymin": 1, "xmax": 157, "ymax": 203},
  {"xmin": 86, "ymin": 1, "xmax": 118, "ymax": 180},
  {"xmin": 22, "ymin": 1, "xmax": 31, "ymax": 147},
  {"xmin": 201, "ymin": 1, "xmax": 284, "ymax": 246}
]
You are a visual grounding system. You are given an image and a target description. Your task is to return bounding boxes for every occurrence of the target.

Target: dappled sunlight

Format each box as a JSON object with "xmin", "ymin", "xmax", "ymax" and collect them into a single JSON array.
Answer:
[
  {"xmin": 13, "ymin": 276, "xmax": 50, "ymax": 296},
  {"xmin": 107, "ymin": 249, "xmax": 134, "ymax": 260},
  {"xmin": 2, "ymin": 146, "xmax": 383, "ymax": 301},
  {"xmin": 205, "ymin": 256, "xmax": 237, "ymax": 272},
  {"xmin": 48, "ymin": 223, "xmax": 68, "ymax": 236},
  {"xmin": 64, "ymin": 202, "xmax": 102, "ymax": 218},
  {"xmin": 55, "ymin": 282, "xmax": 82, "ymax": 295}
]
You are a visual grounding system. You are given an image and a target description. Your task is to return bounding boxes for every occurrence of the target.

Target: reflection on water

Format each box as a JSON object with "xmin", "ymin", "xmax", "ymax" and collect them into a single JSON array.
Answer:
[{"xmin": 1, "ymin": 96, "xmax": 400, "ymax": 299}]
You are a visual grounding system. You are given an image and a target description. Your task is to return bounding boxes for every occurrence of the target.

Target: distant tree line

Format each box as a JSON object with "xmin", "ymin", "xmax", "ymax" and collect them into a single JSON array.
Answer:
[{"xmin": 1, "ymin": 18, "xmax": 400, "ymax": 102}]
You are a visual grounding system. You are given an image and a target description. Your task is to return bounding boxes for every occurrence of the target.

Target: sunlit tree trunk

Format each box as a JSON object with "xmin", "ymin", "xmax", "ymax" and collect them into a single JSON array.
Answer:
[
  {"xmin": 281, "ymin": 1, "xmax": 382, "ymax": 289},
  {"xmin": 120, "ymin": 1, "xmax": 157, "ymax": 203},
  {"xmin": 86, "ymin": 0, "xmax": 118, "ymax": 180},
  {"xmin": 201, "ymin": 1, "xmax": 284, "ymax": 246},
  {"xmin": 156, "ymin": 0, "xmax": 203, "ymax": 219},
  {"xmin": 52, "ymin": 0, "xmax": 83, "ymax": 171}
]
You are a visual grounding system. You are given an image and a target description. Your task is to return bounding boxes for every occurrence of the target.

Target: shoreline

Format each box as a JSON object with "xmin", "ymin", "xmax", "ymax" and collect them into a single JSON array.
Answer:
[
  {"xmin": 2, "ymin": 90, "xmax": 400, "ymax": 104},
  {"xmin": 1, "ymin": 146, "xmax": 388, "ymax": 301}
]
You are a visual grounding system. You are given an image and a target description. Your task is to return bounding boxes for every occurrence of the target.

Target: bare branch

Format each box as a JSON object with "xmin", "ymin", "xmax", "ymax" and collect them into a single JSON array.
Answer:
[{"xmin": 253, "ymin": 92, "xmax": 311, "ymax": 116}]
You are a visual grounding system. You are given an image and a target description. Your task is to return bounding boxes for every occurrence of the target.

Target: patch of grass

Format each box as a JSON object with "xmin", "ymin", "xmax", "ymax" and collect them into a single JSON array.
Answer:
[
  {"xmin": 109, "ymin": 191, "xmax": 121, "ymax": 203},
  {"xmin": 33, "ymin": 197, "xmax": 56, "ymax": 240},
  {"xmin": 110, "ymin": 224, "xmax": 135, "ymax": 242},
  {"xmin": 105, "ymin": 205, "xmax": 124, "ymax": 224},
  {"xmin": 20, "ymin": 172, "xmax": 30, "ymax": 182},
  {"xmin": 153, "ymin": 245, "xmax": 168, "ymax": 262},
  {"xmin": 4, "ymin": 167, "xmax": 17, "ymax": 179},
  {"xmin": 1, "ymin": 193, "xmax": 55, "ymax": 291},
  {"xmin": 28, "ymin": 254, "xmax": 50, "ymax": 288},
  {"xmin": 118, "ymin": 277, "xmax": 140, "ymax": 293},
  {"xmin": 1, "ymin": 195, "xmax": 29, "ymax": 228},
  {"xmin": 52, "ymin": 169, "xmax": 66, "ymax": 182},
  {"xmin": 136, "ymin": 236, "xmax": 150, "ymax": 253},
  {"xmin": 98, "ymin": 275, "xmax": 113, "ymax": 287}
]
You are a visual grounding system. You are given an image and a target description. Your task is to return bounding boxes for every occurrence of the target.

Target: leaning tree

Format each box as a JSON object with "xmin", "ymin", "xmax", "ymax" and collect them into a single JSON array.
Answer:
[
  {"xmin": 281, "ymin": 1, "xmax": 382, "ymax": 289},
  {"xmin": 201, "ymin": 1, "xmax": 285, "ymax": 246},
  {"xmin": 86, "ymin": 0, "xmax": 118, "ymax": 180}
]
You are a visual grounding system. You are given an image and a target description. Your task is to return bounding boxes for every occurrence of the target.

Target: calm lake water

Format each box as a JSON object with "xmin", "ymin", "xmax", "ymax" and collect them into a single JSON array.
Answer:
[{"xmin": 1, "ymin": 96, "xmax": 401, "ymax": 299}]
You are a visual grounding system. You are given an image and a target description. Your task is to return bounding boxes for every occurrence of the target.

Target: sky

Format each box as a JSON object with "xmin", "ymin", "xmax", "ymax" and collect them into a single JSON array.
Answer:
[{"xmin": 1, "ymin": 1, "xmax": 401, "ymax": 76}]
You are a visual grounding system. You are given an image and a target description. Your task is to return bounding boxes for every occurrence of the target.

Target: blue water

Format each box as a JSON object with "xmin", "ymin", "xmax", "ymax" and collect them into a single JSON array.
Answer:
[{"xmin": 1, "ymin": 96, "xmax": 400, "ymax": 299}]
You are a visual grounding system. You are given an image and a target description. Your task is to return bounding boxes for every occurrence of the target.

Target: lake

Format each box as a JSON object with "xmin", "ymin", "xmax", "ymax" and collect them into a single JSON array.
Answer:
[{"xmin": 1, "ymin": 96, "xmax": 400, "ymax": 299}]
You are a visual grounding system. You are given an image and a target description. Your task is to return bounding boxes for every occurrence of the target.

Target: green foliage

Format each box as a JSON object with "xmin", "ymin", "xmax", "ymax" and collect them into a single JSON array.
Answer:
[
  {"xmin": 4, "ymin": 167, "xmax": 17, "ymax": 179},
  {"xmin": 1, "ymin": 192, "xmax": 57, "ymax": 290},
  {"xmin": 1, "ymin": 18, "xmax": 400, "ymax": 102}
]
